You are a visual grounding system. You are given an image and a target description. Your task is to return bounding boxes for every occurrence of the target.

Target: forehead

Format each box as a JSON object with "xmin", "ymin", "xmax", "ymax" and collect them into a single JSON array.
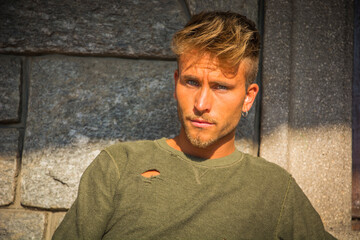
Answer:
[
  {"xmin": 179, "ymin": 53, "xmax": 217, "ymax": 71},
  {"xmin": 178, "ymin": 52, "xmax": 246, "ymax": 80}
]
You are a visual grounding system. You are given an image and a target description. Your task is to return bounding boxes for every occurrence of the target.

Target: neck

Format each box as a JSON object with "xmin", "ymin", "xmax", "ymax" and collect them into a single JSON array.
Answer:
[{"xmin": 166, "ymin": 129, "xmax": 236, "ymax": 159}]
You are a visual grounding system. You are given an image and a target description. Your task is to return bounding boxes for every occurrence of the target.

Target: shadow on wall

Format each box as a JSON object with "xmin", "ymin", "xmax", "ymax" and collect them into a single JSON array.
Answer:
[{"xmin": 0, "ymin": 1, "xmax": 355, "ymax": 239}]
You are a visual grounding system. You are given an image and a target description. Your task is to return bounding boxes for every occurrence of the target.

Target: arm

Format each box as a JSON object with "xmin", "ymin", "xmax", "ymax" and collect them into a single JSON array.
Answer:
[
  {"xmin": 275, "ymin": 177, "xmax": 337, "ymax": 240},
  {"xmin": 52, "ymin": 150, "xmax": 120, "ymax": 240}
]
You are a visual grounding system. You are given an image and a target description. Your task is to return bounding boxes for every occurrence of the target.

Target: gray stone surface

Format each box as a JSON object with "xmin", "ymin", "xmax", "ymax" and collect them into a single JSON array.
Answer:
[
  {"xmin": 260, "ymin": 0, "xmax": 354, "ymax": 237},
  {"xmin": 235, "ymin": 104, "xmax": 258, "ymax": 155},
  {"xmin": 0, "ymin": 0, "xmax": 187, "ymax": 58},
  {"xmin": 289, "ymin": 126, "xmax": 351, "ymax": 230},
  {"xmin": 328, "ymin": 226, "xmax": 360, "ymax": 240},
  {"xmin": 21, "ymin": 56, "xmax": 178, "ymax": 208},
  {"xmin": 260, "ymin": 0, "xmax": 292, "ymax": 169},
  {"xmin": 0, "ymin": 56, "xmax": 21, "ymax": 122},
  {"xmin": 185, "ymin": 0, "xmax": 258, "ymax": 23},
  {"xmin": 0, "ymin": 128, "xmax": 18, "ymax": 206},
  {"xmin": 0, "ymin": 210, "xmax": 45, "ymax": 240},
  {"xmin": 290, "ymin": 1, "xmax": 352, "ymax": 129},
  {"xmin": 288, "ymin": 0, "xmax": 353, "ymax": 232}
]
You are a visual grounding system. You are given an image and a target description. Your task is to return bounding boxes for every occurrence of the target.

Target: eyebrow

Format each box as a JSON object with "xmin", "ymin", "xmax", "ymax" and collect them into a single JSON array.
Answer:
[
  {"xmin": 182, "ymin": 75, "xmax": 234, "ymax": 87},
  {"xmin": 182, "ymin": 75, "xmax": 199, "ymax": 80}
]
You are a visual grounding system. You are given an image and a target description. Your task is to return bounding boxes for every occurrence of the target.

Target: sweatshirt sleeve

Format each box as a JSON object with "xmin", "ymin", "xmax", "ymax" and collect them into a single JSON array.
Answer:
[
  {"xmin": 52, "ymin": 150, "xmax": 120, "ymax": 240},
  {"xmin": 275, "ymin": 177, "xmax": 337, "ymax": 240}
]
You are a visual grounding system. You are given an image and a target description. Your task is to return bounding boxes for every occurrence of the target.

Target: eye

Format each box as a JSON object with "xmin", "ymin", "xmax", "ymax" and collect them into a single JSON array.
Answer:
[
  {"xmin": 186, "ymin": 80, "xmax": 199, "ymax": 87},
  {"xmin": 214, "ymin": 84, "xmax": 228, "ymax": 90}
]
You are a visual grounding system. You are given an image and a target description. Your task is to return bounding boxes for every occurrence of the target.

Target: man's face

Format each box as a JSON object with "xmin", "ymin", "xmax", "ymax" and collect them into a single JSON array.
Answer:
[{"xmin": 174, "ymin": 52, "xmax": 258, "ymax": 149}]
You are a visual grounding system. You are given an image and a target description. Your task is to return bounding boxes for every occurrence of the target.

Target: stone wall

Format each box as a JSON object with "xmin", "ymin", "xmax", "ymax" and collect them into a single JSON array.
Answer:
[
  {"xmin": 261, "ymin": 0, "xmax": 356, "ymax": 239},
  {"xmin": 0, "ymin": 0, "xmax": 356, "ymax": 239}
]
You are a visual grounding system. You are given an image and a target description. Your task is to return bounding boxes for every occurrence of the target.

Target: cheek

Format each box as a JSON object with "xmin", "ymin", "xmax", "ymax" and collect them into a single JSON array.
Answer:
[
  {"xmin": 176, "ymin": 88, "xmax": 194, "ymax": 110},
  {"xmin": 217, "ymin": 96, "xmax": 244, "ymax": 115},
  {"xmin": 215, "ymin": 103, "xmax": 244, "ymax": 126},
  {"xmin": 223, "ymin": 106, "xmax": 243, "ymax": 122}
]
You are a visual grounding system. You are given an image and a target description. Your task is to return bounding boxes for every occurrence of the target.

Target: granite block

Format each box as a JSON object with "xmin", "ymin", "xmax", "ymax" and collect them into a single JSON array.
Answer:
[
  {"xmin": 289, "ymin": 126, "xmax": 351, "ymax": 227},
  {"xmin": 0, "ymin": 56, "xmax": 21, "ymax": 122},
  {"xmin": 0, "ymin": 0, "xmax": 187, "ymax": 58},
  {"xmin": 0, "ymin": 128, "xmax": 18, "ymax": 206},
  {"xmin": 185, "ymin": 0, "xmax": 258, "ymax": 23},
  {"xmin": 0, "ymin": 210, "xmax": 46, "ymax": 240},
  {"xmin": 21, "ymin": 56, "xmax": 178, "ymax": 208}
]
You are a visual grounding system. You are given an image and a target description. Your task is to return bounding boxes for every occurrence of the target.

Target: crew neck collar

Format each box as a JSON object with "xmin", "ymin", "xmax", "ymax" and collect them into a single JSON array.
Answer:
[{"xmin": 155, "ymin": 138, "xmax": 244, "ymax": 168}]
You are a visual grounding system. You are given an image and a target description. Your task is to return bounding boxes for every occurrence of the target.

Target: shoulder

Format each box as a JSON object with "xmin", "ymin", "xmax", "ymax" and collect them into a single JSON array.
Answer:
[
  {"xmin": 101, "ymin": 139, "xmax": 161, "ymax": 168},
  {"xmin": 240, "ymin": 152, "xmax": 292, "ymax": 184},
  {"xmin": 104, "ymin": 139, "xmax": 157, "ymax": 156}
]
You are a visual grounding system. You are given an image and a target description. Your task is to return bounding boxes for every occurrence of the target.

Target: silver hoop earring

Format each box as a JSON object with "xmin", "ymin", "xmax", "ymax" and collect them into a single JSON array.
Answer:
[{"xmin": 242, "ymin": 111, "xmax": 248, "ymax": 117}]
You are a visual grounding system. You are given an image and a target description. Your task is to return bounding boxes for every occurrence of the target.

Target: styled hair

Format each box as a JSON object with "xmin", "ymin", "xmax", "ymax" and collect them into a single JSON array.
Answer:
[{"xmin": 172, "ymin": 11, "xmax": 260, "ymax": 85}]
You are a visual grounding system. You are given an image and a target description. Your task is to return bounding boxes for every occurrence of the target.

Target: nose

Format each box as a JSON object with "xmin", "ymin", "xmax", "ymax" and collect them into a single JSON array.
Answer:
[{"xmin": 194, "ymin": 86, "xmax": 212, "ymax": 114}]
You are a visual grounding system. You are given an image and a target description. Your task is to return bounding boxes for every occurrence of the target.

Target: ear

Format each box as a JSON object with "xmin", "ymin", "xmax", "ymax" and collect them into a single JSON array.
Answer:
[
  {"xmin": 242, "ymin": 83, "xmax": 259, "ymax": 113},
  {"xmin": 173, "ymin": 69, "xmax": 179, "ymax": 100}
]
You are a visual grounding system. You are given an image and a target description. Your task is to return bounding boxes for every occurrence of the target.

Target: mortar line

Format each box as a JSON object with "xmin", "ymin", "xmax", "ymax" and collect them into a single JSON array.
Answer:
[
  {"xmin": 0, "ymin": 123, "xmax": 24, "ymax": 128},
  {"xmin": 0, "ymin": 51, "xmax": 178, "ymax": 61},
  {"xmin": 13, "ymin": 56, "xmax": 30, "ymax": 208},
  {"xmin": 44, "ymin": 212, "xmax": 52, "ymax": 240}
]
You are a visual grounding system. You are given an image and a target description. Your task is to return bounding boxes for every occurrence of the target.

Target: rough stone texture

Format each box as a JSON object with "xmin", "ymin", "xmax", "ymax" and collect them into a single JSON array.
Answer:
[
  {"xmin": 0, "ymin": 0, "xmax": 187, "ymax": 58},
  {"xmin": 260, "ymin": 0, "xmax": 354, "ymax": 238},
  {"xmin": 329, "ymin": 227, "xmax": 360, "ymax": 240},
  {"xmin": 0, "ymin": 56, "xmax": 21, "ymax": 122},
  {"xmin": 185, "ymin": 0, "xmax": 258, "ymax": 23},
  {"xmin": 0, "ymin": 128, "xmax": 18, "ymax": 206},
  {"xmin": 235, "ymin": 105, "xmax": 258, "ymax": 155},
  {"xmin": 259, "ymin": 0, "xmax": 292, "ymax": 170},
  {"xmin": 21, "ymin": 56, "xmax": 178, "ymax": 208},
  {"xmin": 0, "ymin": 210, "xmax": 46, "ymax": 240},
  {"xmin": 288, "ymin": 126, "xmax": 352, "ymax": 237}
]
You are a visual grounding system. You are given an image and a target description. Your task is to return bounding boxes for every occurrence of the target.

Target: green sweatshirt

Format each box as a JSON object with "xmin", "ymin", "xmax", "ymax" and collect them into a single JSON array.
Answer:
[{"xmin": 53, "ymin": 138, "xmax": 336, "ymax": 240}]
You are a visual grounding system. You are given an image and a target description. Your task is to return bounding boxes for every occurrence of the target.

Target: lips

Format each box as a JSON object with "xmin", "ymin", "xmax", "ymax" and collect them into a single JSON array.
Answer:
[{"xmin": 190, "ymin": 118, "xmax": 215, "ymax": 128}]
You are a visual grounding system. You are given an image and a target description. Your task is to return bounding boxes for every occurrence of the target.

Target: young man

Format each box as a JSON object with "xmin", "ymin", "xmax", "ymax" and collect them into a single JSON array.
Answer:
[{"xmin": 53, "ymin": 12, "xmax": 336, "ymax": 239}]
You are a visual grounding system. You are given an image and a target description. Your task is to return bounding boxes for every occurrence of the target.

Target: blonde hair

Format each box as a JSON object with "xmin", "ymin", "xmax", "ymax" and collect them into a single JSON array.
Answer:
[{"xmin": 172, "ymin": 11, "xmax": 260, "ymax": 85}]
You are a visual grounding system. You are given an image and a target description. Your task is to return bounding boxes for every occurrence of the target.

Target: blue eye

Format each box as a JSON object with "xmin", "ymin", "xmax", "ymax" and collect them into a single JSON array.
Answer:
[
  {"xmin": 215, "ymin": 85, "xmax": 228, "ymax": 90},
  {"xmin": 187, "ymin": 80, "xmax": 199, "ymax": 86}
]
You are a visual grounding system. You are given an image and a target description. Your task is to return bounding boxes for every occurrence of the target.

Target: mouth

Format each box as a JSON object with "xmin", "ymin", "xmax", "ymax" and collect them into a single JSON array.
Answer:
[{"xmin": 189, "ymin": 118, "xmax": 215, "ymax": 128}]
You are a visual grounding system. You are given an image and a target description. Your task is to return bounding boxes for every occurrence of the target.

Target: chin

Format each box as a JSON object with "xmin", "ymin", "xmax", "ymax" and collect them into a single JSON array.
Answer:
[{"xmin": 186, "ymin": 132, "xmax": 218, "ymax": 149}]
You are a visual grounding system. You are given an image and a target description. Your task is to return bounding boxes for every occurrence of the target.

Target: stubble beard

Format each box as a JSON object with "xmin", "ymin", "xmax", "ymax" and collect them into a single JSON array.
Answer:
[
  {"xmin": 185, "ymin": 127, "xmax": 217, "ymax": 149},
  {"xmin": 178, "ymin": 107, "xmax": 237, "ymax": 149}
]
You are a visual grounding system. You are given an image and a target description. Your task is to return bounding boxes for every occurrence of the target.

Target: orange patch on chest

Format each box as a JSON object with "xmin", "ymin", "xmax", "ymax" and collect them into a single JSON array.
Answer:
[{"xmin": 141, "ymin": 170, "xmax": 160, "ymax": 178}]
